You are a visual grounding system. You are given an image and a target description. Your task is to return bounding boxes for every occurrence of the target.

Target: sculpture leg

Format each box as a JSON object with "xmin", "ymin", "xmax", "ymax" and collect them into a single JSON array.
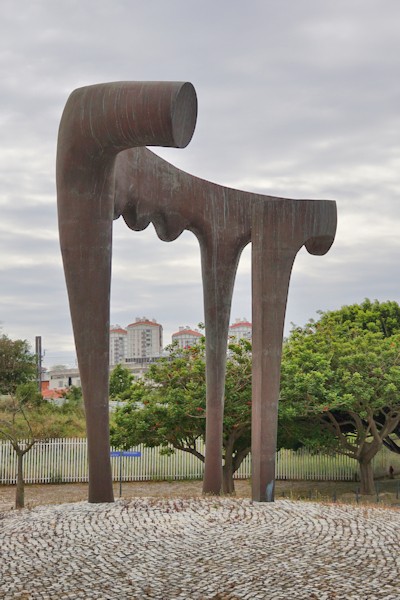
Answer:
[
  {"xmin": 57, "ymin": 82, "xmax": 198, "ymax": 504},
  {"xmin": 58, "ymin": 164, "xmax": 115, "ymax": 503},
  {"xmin": 200, "ymin": 237, "xmax": 243, "ymax": 494},
  {"xmin": 251, "ymin": 209, "xmax": 296, "ymax": 502}
]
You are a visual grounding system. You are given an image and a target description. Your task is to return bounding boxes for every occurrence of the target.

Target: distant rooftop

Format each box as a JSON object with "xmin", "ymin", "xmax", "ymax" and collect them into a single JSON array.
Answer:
[
  {"xmin": 229, "ymin": 317, "xmax": 252, "ymax": 329},
  {"xmin": 172, "ymin": 327, "xmax": 202, "ymax": 337},
  {"xmin": 127, "ymin": 317, "xmax": 161, "ymax": 328}
]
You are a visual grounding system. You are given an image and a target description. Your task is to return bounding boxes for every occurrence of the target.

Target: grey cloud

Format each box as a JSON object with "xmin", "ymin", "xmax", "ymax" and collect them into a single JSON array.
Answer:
[{"xmin": 1, "ymin": 0, "xmax": 400, "ymax": 360}]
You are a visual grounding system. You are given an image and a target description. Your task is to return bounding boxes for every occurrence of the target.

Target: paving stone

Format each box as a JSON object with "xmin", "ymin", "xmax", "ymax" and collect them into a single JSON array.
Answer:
[{"xmin": 0, "ymin": 498, "xmax": 399, "ymax": 599}]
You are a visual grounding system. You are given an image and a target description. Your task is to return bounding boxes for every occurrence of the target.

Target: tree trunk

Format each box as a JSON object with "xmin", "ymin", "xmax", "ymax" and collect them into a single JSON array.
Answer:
[
  {"xmin": 15, "ymin": 452, "xmax": 25, "ymax": 509},
  {"xmin": 222, "ymin": 458, "xmax": 235, "ymax": 494},
  {"xmin": 359, "ymin": 459, "xmax": 375, "ymax": 495}
]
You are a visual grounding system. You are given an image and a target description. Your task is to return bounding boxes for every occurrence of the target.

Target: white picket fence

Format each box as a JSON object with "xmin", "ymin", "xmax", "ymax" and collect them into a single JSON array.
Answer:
[{"xmin": 0, "ymin": 437, "xmax": 398, "ymax": 485}]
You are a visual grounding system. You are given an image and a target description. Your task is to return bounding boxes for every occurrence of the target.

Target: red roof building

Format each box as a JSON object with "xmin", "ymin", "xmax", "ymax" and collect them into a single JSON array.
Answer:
[
  {"xmin": 126, "ymin": 317, "xmax": 163, "ymax": 359},
  {"xmin": 172, "ymin": 326, "xmax": 202, "ymax": 349},
  {"xmin": 229, "ymin": 318, "xmax": 252, "ymax": 342},
  {"xmin": 110, "ymin": 325, "xmax": 128, "ymax": 366}
]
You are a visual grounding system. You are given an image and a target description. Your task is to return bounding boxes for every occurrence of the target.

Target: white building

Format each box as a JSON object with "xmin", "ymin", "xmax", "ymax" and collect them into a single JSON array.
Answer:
[
  {"xmin": 109, "ymin": 326, "xmax": 128, "ymax": 366},
  {"xmin": 172, "ymin": 326, "xmax": 202, "ymax": 349},
  {"xmin": 126, "ymin": 317, "xmax": 163, "ymax": 359},
  {"xmin": 229, "ymin": 318, "xmax": 252, "ymax": 342},
  {"xmin": 47, "ymin": 367, "xmax": 81, "ymax": 390}
]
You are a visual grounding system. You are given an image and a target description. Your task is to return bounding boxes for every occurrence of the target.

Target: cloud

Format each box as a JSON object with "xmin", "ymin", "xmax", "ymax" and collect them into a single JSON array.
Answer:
[{"xmin": 1, "ymin": 0, "xmax": 400, "ymax": 366}]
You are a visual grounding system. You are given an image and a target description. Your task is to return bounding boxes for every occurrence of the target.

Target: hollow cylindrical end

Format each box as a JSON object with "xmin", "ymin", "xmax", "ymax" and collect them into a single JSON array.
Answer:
[{"xmin": 170, "ymin": 82, "xmax": 198, "ymax": 148}]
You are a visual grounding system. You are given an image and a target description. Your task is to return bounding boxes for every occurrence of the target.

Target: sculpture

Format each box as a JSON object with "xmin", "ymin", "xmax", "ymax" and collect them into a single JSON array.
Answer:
[{"xmin": 57, "ymin": 81, "xmax": 337, "ymax": 503}]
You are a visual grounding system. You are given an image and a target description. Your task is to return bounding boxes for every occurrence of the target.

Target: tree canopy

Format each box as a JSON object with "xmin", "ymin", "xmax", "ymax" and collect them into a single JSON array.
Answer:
[
  {"xmin": 111, "ymin": 338, "xmax": 252, "ymax": 493},
  {"xmin": 280, "ymin": 299, "xmax": 400, "ymax": 494},
  {"xmin": 0, "ymin": 334, "xmax": 36, "ymax": 394},
  {"xmin": 109, "ymin": 364, "xmax": 134, "ymax": 400},
  {"xmin": 110, "ymin": 300, "xmax": 400, "ymax": 496},
  {"xmin": 313, "ymin": 298, "xmax": 400, "ymax": 338}
]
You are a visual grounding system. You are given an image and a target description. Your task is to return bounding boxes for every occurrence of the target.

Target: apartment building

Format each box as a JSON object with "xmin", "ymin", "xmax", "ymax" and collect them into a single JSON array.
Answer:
[
  {"xmin": 109, "ymin": 326, "xmax": 128, "ymax": 366},
  {"xmin": 228, "ymin": 318, "xmax": 252, "ymax": 342},
  {"xmin": 126, "ymin": 317, "xmax": 163, "ymax": 359},
  {"xmin": 171, "ymin": 326, "xmax": 203, "ymax": 349}
]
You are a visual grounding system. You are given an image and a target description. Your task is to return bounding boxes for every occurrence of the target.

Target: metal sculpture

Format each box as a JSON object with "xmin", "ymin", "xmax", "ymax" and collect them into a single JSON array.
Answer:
[{"xmin": 57, "ymin": 81, "xmax": 337, "ymax": 503}]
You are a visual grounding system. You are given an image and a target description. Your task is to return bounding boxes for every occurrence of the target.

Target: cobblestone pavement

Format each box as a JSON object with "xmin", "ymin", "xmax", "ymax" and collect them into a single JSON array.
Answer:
[{"xmin": 0, "ymin": 498, "xmax": 399, "ymax": 599}]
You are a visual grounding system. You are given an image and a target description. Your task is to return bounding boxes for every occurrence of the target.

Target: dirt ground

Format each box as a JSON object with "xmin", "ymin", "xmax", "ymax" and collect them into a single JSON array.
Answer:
[{"xmin": 1, "ymin": 478, "xmax": 399, "ymax": 511}]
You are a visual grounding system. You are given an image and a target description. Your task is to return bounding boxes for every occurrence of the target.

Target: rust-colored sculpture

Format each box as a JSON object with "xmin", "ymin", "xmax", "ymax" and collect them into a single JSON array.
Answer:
[{"xmin": 57, "ymin": 81, "xmax": 337, "ymax": 503}]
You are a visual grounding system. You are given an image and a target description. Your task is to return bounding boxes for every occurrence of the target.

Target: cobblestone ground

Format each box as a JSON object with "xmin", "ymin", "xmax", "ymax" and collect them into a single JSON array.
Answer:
[{"xmin": 0, "ymin": 498, "xmax": 399, "ymax": 599}]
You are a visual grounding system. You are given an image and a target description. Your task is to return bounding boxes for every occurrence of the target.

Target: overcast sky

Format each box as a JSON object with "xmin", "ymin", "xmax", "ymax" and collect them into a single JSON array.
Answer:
[{"xmin": 1, "ymin": 0, "xmax": 400, "ymax": 368}]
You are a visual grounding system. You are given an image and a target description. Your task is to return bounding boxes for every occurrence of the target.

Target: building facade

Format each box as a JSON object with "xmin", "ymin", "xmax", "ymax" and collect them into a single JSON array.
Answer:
[
  {"xmin": 229, "ymin": 318, "xmax": 252, "ymax": 342},
  {"xmin": 44, "ymin": 317, "xmax": 250, "ymax": 402},
  {"xmin": 171, "ymin": 326, "xmax": 202, "ymax": 349},
  {"xmin": 126, "ymin": 317, "xmax": 163, "ymax": 359},
  {"xmin": 109, "ymin": 326, "xmax": 128, "ymax": 366},
  {"xmin": 46, "ymin": 366, "xmax": 81, "ymax": 390}
]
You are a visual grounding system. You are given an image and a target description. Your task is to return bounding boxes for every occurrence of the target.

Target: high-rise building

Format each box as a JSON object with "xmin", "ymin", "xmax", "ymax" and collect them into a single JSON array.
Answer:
[
  {"xmin": 172, "ymin": 326, "xmax": 202, "ymax": 349},
  {"xmin": 229, "ymin": 318, "xmax": 252, "ymax": 342},
  {"xmin": 109, "ymin": 326, "xmax": 128, "ymax": 366},
  {"xmin": 126, "ymin": 317, "xmax": 163, "ymax": 359}
]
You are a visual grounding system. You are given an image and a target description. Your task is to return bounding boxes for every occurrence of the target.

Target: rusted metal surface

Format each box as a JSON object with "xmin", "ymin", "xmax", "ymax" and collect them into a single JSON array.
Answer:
[
  {"xmin": 57, "ymin": 81, "xmax": 337, "ymax": 503},
  {"xmin": 57, "ymin": 82, "xmax": 197, "ymax": 503}
]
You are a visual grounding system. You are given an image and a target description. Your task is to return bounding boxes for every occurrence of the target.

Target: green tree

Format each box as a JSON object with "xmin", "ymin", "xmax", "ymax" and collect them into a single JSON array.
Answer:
[
  {"xmin": 0, "ymin": 335, "xmax": 36, "ymax": 394},
  {"xmin": 0, "ymin": 384, "xmax": 86, "ymax": 509},
  {"xmin": 15, "ymin": 381, "xmax": 44, "ymax": 407},
  {"xmin": 280, "ymin": 300, "xmax": 400, "ymax": 495},
  {"xmin": 317, "ymin": 298, "xmax": 400, "ymax": 338},
  {"xmin": 109, "ymin": 364, "xmax": 134, "ymax": 400},
  {"xmin": 111, "ymin": 339, "xmax": 252, "ymax": 493},
  {"xmin": 61, "ymin": 385, "xmax": 84, "ymax": 411}
]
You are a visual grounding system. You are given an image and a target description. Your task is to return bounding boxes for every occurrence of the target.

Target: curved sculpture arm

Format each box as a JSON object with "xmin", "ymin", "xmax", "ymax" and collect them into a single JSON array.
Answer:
[
  {"xmin": 58, "ymin": 81, "xmax": 197, "ymax": 160},
  {"xmin": 114, "ymin": 147, "xmax": 336, "ymax": 255}
]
